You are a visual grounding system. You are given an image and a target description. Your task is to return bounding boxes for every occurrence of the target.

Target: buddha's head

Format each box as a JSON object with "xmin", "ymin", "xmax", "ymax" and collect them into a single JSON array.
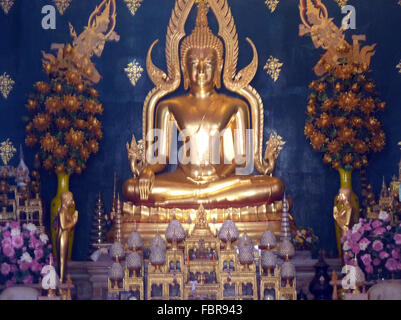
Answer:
[{"xmin": 180, "ymin": 2, "xmax": 224, "ymax": 91}]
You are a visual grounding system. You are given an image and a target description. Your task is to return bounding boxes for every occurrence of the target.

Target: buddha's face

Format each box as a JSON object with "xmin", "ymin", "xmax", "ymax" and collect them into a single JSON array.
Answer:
[{"xmin": 185, "ymin": 48, "xmax": 218, "ymax": 91}]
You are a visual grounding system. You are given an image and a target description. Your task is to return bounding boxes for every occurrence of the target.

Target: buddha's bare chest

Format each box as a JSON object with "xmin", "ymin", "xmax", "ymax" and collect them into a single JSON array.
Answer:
[{"xmin": 170, "ymin": 101, "xmax": 236, "ymax": 135}]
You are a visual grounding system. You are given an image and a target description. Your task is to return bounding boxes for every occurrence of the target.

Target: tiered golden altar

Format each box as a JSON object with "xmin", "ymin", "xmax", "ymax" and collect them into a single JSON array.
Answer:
[
  {"xmin": 108, "ymin": 204, "xmax": 297, "ymax": 300},
  {"xmin": 146, "ymin": 206, "xmax": 259, "ymax": 300}
]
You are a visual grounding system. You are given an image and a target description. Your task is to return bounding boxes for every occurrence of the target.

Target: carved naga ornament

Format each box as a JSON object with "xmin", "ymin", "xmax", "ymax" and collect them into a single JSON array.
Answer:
[{"xmin": 144, "ymin": 0, "xmax": 274, "ymax": 175}]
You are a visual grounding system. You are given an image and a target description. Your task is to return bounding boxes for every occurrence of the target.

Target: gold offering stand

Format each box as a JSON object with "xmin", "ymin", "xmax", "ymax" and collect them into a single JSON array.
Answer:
[
  {"xmin": 0, "ymin": 180, "xmax": 44, "ymax": 232},
  {"xmin": 182, "ymin": 209, "xmax": 221, "ymax": 300},
  {"xmin": 146, "ymin": 207, "xmax": 259, "ymax": 300},
  {"xmin": 122, "ymin": 264, "xmax": 145, "ymax": 299},
  {"xmin": 218, "ymin": 246, "xmax": 258, "ymax": 300},
  {"xmin": 260, "ymin": 265, "xmax": 281, "ymax": 299},
  {"xmin": 147, "ymin": 246, "xmax": 184, "ymax": 300},
  {"xmin": 259, "ymin": 263, "xmax": 297, "ymax": 300},
  {"xmin": 109, "ymin": 204, "xmax": 298, "ymax": 300},
  {"xmin": 107, "ymin": 253, "xmax": 145, "ymax": 300}
]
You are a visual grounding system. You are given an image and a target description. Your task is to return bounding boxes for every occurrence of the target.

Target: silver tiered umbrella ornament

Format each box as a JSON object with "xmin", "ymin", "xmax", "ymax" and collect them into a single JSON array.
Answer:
[{"xmin": 219, "ymin": 220, "xmax": 239, "ymax": 250}]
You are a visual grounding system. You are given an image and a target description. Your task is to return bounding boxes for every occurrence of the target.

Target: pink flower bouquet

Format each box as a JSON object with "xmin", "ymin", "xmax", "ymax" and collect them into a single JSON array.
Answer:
[
  {"xmin": 0, "ymin": 222, "xmax": 52, "ymax": 287},
  {"xmin": 342, "ymin": 215, "xmax": 401, "ymax": 280}
]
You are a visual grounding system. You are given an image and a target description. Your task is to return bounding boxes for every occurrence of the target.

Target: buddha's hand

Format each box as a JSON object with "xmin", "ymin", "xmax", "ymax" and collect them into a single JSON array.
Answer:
[{"xmin": 139, "ymin": 168, "xmax": 155, "ymax": 200}]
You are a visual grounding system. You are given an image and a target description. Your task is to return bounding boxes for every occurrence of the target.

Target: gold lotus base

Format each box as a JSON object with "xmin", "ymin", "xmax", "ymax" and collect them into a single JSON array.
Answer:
[{"xmin": 116, "ymin": 200, "xmax": 295, "ymax": 246}]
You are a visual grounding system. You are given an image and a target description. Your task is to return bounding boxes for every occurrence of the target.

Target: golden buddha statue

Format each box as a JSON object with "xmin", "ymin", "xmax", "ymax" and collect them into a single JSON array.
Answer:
[{"xmin": 122, "ymin": 0, "xmax": 290, "ymax": 241}]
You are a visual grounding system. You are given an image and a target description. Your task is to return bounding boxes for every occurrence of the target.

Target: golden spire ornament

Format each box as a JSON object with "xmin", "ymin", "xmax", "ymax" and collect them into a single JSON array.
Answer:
[{"xmin": 114, "ymin": 194, "xmax": 123, "ymax": 243}]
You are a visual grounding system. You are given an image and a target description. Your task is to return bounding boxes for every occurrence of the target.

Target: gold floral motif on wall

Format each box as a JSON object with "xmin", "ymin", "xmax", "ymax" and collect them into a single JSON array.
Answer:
[
  {"xmin": 334, "ymin": 0, "xmax": 348, "ymax": 8},
  {"xmin": 0, "ymin": 72, "xmax": 15, "ymax": 99},
  {"xmin": 265, "ymin": 0, "xmax": 279, "ymax": 13},
  {"xmin": 124, "ymin": 0, "xmax": 143, "ymax": 16},
  {"xmin": 0, "ymin": 0, "xmax": 14, "ymax": 14},
  {"xmin": 53, "ymin": 0, "xmax": 72, "ymax": 15},
  {"xmin": 125, "ymin": 59, "xmax": 144, "ymax": 86},
  {"xmin": 264, "ymin": 56, "xmax": 283, "ymax": 82},
  {"xmin": 0, "ymin": 139, "xmax": 16, "ymax": 165},
  {"xmin": 397, "ymin": 61, "xmax": 401, "ymax": 73}
]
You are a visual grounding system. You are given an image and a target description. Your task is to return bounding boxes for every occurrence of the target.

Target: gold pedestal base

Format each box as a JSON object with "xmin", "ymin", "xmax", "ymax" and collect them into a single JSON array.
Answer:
[{"xmin": 109, "ymin": 200, "xmax": 296, "ymax": 246}]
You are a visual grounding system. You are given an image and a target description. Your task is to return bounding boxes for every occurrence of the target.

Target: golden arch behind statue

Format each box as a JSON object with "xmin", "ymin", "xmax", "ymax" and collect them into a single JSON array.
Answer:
[{"xmin": 120, "ymin": 0, "xmax": 292, "ymax": 244}]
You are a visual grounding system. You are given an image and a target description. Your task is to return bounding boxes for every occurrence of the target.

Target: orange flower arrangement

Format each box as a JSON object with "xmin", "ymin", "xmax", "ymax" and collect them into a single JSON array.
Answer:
[
  {"xmin": 33, "ymin": 113, "xmax": 51, "ymax": 132},
  {"xmin": 55, "ymin": 117, "xmax": 71, "ymax": 130},
  {"xmin": 305, "ymin": 63, "xmax": 386, "ymax": 171},
  {"xmin": 74, "ymin": 119, "xmax": 87, "ymax": 130},
  {"xmin": 45, "ymin": 97, "xmax": 63, "ymax": 115},
  {"xmin": 40, "ymin": 133, "xmax": 58, "ymax": 152},
  {"xmin": 65, "ymin": 70, "xmax": 82, "ymax": 86},
  {"xmin": 53, "ymin": 144, "xmax": 68, "ymax": 159},
  {"xmin": 34, "ymin": 81, "xmax": 51, "ymax": 94},
  {"xmin": 25, "ymin": 134, "xmax": 38, "ymax": 147},
  {"xmin": 26, "ymin": 99, "xmax": 40, "ymax": 111},
  {"xmin": 65, "ymin": 128, "xmax": 85, "ymax": 148},
  {"xmin": 338, "ymin": 91, "xmax": 359, "ymax": 112},
  {"xmin": 43, "ymin": 158, "xmax": 54, "ymax": 170},
  {"xmin": 24, "ymin": 74, "xmax": 103, "ymax": 175},
  {"xmin": 63, "ymin": 95, "xmax": 81, "ymax": 113}
]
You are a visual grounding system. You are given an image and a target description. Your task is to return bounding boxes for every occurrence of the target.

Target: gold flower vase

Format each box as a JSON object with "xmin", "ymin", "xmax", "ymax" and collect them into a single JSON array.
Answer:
[
  {"xmin": 334, "ymin": 168, "xmax": 359, "ymax": 257},
  {"xmin": 51, "ymin": 172, "xmax": 75, "ymax": 260}
]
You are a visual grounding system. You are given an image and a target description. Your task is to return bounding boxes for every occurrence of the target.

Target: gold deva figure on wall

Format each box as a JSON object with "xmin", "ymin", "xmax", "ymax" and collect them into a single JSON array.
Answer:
[
  {"xmin": 42, "ymin": 0, "xmax": 120, "ymax": 84},
  {"xmin": 57, "ymin": 191, "xmax": 78, "ymax": 284},
  {"xmin": 299, "ymin": 0, "xmax": 376, "ymax": 77},
  {"xmin": 122, "ymin": 0, "xmax": 289, "ymax": 237}
]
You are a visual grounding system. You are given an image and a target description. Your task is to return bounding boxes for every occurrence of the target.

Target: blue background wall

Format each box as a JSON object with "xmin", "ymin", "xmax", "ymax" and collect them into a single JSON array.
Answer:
[{"xmin": 1, "ymin": 0, "xmax": 401, "ymax": 260}]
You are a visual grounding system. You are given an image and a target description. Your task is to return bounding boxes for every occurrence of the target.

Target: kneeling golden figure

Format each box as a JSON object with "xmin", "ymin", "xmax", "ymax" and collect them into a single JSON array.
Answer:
[{"xmin": 123, "ymin": 2, "xmax": 285, "ymax": 217}]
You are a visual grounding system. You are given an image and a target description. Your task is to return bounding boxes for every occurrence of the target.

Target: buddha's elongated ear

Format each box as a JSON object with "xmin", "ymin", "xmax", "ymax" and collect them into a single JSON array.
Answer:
[
  {"xmin": 214, "ymin": 64, "xmax": 222, "ymax": 89},
  {"xmin": 181, "ymin": 61, "xmax": 189, "ymax": 90}
]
